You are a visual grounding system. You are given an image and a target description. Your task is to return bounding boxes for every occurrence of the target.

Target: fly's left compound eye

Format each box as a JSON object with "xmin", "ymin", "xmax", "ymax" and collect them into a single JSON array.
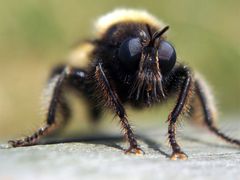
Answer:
[
  {"xmin": 118, "ymin": 38, "xmax": 142, "ymax": 71},
  {"xmin": 158, "ymin": 40, "xmax": 176, "ymax": 75}
]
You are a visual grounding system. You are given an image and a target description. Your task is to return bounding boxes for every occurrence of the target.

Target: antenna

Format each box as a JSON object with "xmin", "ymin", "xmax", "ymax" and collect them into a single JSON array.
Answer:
[{"xmin": 148, "ymin": 26, "xmax": 170, "ymax": 47}]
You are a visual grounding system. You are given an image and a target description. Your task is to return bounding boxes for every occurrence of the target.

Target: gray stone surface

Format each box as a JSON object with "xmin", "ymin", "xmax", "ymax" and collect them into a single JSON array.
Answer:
[{"xmin": 0, "ymin": 122, "xmax": 240, "ymax": 180}]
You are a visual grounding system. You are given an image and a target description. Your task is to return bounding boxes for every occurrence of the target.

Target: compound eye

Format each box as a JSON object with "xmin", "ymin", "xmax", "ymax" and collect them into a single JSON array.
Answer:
[
  {"xmin": 158, "ymin": 40, "xmax": 176, "ymax": 74},
  {"xmin": 118, "ymin": 38, "xmax": 142, "ymax": 71}
]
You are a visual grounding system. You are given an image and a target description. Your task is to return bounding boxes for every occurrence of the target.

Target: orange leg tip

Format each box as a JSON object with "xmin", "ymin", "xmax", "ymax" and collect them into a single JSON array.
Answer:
[
  {"xmin": 170, "ymin": 152, "xmax": 188, "ymax": 160},
  {"xmin": 124, "ymin": 146, "xmax": 145, "ymax": 156}
]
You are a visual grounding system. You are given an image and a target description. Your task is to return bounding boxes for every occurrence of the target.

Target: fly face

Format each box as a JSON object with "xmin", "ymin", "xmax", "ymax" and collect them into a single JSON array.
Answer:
[{"xmin": 118, "ymin": 26, "xmax": 176, "ymax": 104}]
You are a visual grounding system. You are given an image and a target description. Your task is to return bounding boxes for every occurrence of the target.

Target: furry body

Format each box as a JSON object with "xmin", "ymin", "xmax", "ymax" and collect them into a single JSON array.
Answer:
[{"xmin": 9, "ymin": 9, "xmax": 240, "ymax": 160}]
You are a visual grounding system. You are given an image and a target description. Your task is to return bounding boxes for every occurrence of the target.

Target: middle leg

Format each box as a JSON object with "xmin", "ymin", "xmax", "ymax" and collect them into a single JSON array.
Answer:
[
  {"xmin": 9, "ymin": 66, "xmax": 87, "ymax": 147},
  {"xmin": 194, "ymin": 75, "xmax": 240, "ymax": 146}
]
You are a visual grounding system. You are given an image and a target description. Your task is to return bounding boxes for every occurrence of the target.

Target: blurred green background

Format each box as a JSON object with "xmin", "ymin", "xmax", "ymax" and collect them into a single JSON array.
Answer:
[{"xmin": 0, "ymin": 0, "xmax": 239, "ymax": 139}]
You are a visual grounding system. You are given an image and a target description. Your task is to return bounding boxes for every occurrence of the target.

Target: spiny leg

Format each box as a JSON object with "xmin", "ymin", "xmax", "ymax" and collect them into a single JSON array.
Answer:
[
  {"xmin": 48, "ymin": 65, "xmax": 72, "ymax": 127},
  {"xmin": 95, "ymin": 63, "xmax": 143, "ymax": 155},
  {"xmin": 194, "ymin": 77, "xmax": 240, "ymax": 146},
  {"xmin": 9, "ymin": 70, "xmax": 67, "ymax": 147},
  {"xmin": 167, "ymin": 66, "xmax": 193, "ymax": 160},
  {"xmin": 9, "ymin": 66, "xmax": 86, "ymax": 147},
  {"xmin": 39, "ymin": 64, "xmax": 72, "ymax": 130}
]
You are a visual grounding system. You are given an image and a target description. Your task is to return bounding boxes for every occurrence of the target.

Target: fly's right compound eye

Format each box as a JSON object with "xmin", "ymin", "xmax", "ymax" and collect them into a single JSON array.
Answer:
[
  {"xmin": 118, "ymin": 38, "xmax": 142, "ymax": 71},
  {"xmin": 158, "ymin": 40, "xmax": 176, "ymax": 75}
]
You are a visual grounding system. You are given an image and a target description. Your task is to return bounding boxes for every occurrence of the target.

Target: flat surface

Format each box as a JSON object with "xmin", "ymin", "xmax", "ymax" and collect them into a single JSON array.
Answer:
[{"xmin": 0, "ymin": 122, "xmax": 240, "ymax": 180}]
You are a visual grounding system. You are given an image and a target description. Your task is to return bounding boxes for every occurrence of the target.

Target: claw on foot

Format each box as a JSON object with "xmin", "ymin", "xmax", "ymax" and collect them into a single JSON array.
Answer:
[
  {"xmin": 8, "ymin": 140, "xmax": 24, "ymax": 147},
  {"xmin": 124, "ymin": 146, "xmax": 145, "ymax": 156},
  {"xmin": 8, "ymin": 138, "xmax": 36, "ymax": 147},
  {"xmin": 170, "ymin": 152, "xmax": 188, "ymax": 160}
]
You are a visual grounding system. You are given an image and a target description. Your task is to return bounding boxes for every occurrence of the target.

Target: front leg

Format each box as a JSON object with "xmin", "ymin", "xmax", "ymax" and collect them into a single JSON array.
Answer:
[
  {"xmin": 95, "ymin": 63, "xmax": 144, "ymax": 155},
  {"xmin": 167, "ymin": 66, "xmax": 193, "ymax": 160}
]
